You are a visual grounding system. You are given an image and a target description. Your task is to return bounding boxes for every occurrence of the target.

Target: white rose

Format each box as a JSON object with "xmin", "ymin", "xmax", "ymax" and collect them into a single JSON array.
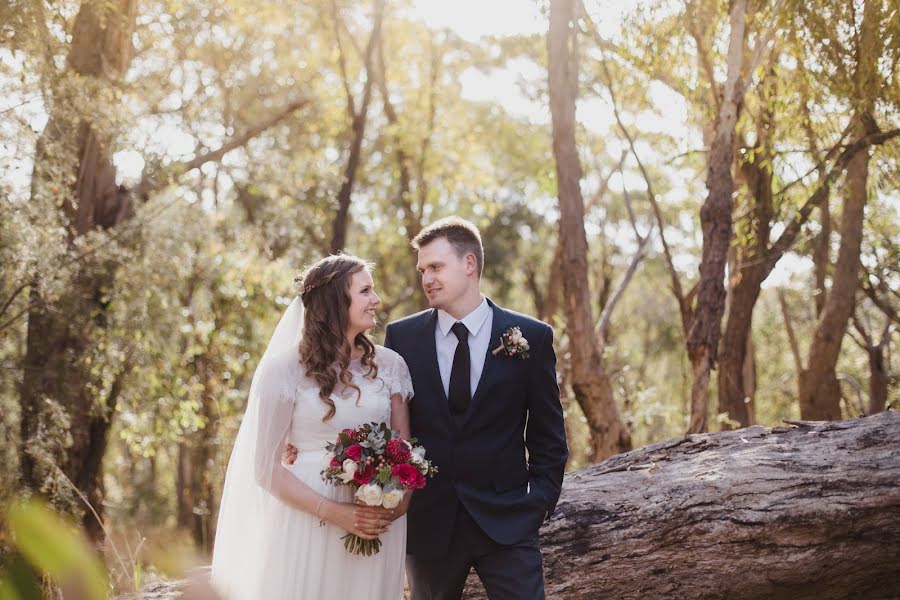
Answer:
[
  {"xmin": 382, "ymin": 488, "xmax": 404, "ymax": 509},
  {"xmin": 338, "ymin": 458, "xmax": 358, "ymax": 483},
  {"xmin": 508, "ymin": 329, "xmax": 522, "ymax": 343},
  {"xmin": 355, "ymin": 483, "xmax": 384, "ymax": 507}
]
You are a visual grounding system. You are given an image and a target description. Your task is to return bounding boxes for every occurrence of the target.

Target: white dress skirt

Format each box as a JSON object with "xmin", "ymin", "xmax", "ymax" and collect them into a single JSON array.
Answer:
[
  {"xmin": 212, "ymin": 345, "xmax": 414, "ymax": 600},
  {"xmin": 255, "ymin": 452, "xmax": 408, "ymax": 599}
]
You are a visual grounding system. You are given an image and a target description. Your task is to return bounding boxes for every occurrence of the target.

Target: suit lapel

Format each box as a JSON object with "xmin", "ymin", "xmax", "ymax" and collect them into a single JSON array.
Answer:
[
  {"xmin": 462, "ymin": 299, "xmax": 510, "ymax": 427},
  {"xmin": 419, "ymin": 309, "xmax": 454, "ymax": 424}
]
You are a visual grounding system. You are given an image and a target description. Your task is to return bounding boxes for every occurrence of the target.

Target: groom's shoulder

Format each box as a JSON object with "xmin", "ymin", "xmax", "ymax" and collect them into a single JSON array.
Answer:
[
  {"xmin": 386, "ymin": 308, "xmax": 433, "ymax": 332},
  {"xmin": 495, "ymin": 305, "xmax": 553, "ymax": 339}
]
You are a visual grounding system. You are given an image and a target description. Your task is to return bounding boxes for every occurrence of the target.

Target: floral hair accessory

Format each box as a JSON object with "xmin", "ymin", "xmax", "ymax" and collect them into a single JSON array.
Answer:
[{"xmin": 491, "ymin": 326, "xmax": 530, "ymax": 359}]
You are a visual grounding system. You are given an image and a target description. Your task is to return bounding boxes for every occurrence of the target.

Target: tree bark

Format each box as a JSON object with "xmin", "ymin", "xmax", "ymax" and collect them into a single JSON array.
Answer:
[
  {"xmin": 548, "ymin": 0, "xmax": 631, "ymax": 460},
  {"xmin": 813, "ymin": 202, "xmax": 831, "ymax": 316},
  {"xmin": 19, "ymin": 0, "xmax": 138, "ymax": 541},
  {"xmin": 798, "ymin": 0, "xmax": 883, "ymax": 421},
  {"xmin": 462, "ymin": 411, "xmax": 900, "ymax": 599},
  {"xmin": 865, "ymin": 345, "xmax": 889, "ymax": 414},
  {"xmin": 18, "ymin": 1, "xmax": 308, "ymax": 541},
  {"xmin": 717, "ymin": 92, "xmax": 774, "ymax": 429},
  {"xmin": 797, "ymin": 135, "xmax": 867, "ymax": 420},
  {"xmin": 687, "ymin": 0, "xmax": 747, "ymax": 432},
  {"xmin": 129, "ymin": 412, "xmax": 900, "ymax": 600},
  {"xmin": 852, "ymin": 313, "xmax": 892, "ymax": 415}
]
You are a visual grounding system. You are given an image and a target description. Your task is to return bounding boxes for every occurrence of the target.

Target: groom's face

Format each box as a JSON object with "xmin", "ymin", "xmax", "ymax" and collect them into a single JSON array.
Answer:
[{"xmin": 416, "ymin": 237, "xmax": 474, "ymax": 311}]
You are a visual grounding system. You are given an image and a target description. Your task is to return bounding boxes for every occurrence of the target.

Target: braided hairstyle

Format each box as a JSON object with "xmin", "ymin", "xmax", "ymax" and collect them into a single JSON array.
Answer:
[{"xmin": 295, "ymin": 254, "xmax": 377, "ymax": 421}]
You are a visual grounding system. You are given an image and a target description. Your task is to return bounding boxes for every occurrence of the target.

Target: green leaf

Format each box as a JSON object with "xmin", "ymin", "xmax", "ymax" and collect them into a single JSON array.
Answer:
[
  {"xmin": 7, "ymin": 499, "xmax": 108, "ymax": 600},
  {"xmin": 0, "ymin": 554, "xmax": 43, "ymax": 600}
]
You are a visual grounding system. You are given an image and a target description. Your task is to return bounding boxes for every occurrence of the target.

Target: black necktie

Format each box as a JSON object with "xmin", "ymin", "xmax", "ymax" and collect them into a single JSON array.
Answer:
[{"xmin": 448, "ymin": 322, "xmax": 471, "ymax": 415}]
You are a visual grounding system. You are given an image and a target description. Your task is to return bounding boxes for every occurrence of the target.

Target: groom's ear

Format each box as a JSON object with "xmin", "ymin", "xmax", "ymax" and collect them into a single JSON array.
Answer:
[{"xmin": 464, "ymin": 252, "xmax": 478, "ymax": 277}]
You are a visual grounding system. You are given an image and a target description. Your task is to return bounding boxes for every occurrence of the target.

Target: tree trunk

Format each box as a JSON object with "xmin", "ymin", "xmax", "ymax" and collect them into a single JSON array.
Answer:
[
  {"xmin": 127, "ymin": 412, "xmax": 900, "ymax": 600},
  {"xmin": 717, "ymin": 98, "xmax": 773, "ymax": 429},
  {"xmin": 866, "ymin": 345, "xmax": 888, "ymax": 415},
  {"xmin": 798, "ymin": 123, "xmax": 870, "ymax": 420},
  {"xmin": 718, "ymin": 270, "xmax": 766, "ymax": 428},
  {"xmin": 813, "ymin": 202, "xmax": 831, "ymax": 316},
  {"xmin": 462, "ymin": 411, "xmax": 900, "ymax": 599},
  {"xmin": 176, "ymin": 435, "xmax": 217, "ymax": 552},
  {"xmin": 548, "ymin": 0, "xmax": 630, "ymax": 460},
  {"xmin": 328, "ymin": 0, "xmax": 385, "ymax": 254},
  {"xmin": 19, "ymin": 0, "xmax": 138, "ymax": 541},
  {"xmin": 742, "ymin": 333, "xmax": 756, "ymax": 423},
  {"xmin": 686, "ymin": 0, "xmax": 747, "ymax": 432},
  {"xmin": 375, "ymin": 33, "xmax": 426, "ymax": 309},
  {"xmin": 798, "ymin": 0, "xmax": 882, "ymax": 420}
]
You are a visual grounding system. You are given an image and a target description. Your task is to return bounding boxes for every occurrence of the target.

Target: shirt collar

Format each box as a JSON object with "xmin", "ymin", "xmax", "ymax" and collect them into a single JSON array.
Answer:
[{"xmin": 437, "ymin": 296, "xmax": 490, "ymax": 338}]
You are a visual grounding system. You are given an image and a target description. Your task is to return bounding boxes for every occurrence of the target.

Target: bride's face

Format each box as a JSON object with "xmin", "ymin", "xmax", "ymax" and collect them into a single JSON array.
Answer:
[{"xmin": 346, "ymin": 269, "xmax": 380, "ymax": 335}]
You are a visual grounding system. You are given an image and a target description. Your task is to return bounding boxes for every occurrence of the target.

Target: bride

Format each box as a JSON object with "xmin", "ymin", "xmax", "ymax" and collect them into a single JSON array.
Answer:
[{"xmin": 211, "ymin": 254, "xmax": 414, "ymax": 600}]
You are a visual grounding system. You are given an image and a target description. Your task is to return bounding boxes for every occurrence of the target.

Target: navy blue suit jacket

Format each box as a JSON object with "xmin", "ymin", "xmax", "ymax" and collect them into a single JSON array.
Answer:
[{"xmin": 384, "ymin": 298, "xmax": 568, "ymax": 559}]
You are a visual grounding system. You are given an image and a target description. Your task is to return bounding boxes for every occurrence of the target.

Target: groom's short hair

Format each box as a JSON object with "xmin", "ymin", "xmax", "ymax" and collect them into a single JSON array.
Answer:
[{"xmin": 412, "ymin": 216, "xmax": 484, "ymax": 277}]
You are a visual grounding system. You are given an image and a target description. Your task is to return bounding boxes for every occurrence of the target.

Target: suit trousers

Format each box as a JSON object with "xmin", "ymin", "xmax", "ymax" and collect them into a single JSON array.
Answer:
[{"xmin": 406, "ymin": 504, "xmax": 546, "ymax": 600}]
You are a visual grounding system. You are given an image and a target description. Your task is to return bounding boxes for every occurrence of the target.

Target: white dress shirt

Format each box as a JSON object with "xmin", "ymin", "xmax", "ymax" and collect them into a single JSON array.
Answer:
[{"xmin": 435, "ymin": 296, "xmax": 493, "ymax": 399}]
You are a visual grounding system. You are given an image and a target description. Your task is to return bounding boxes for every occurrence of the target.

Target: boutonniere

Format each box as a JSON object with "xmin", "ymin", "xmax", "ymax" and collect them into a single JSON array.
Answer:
[{"xmin": 491, "ymin": 326, "xmax": 530, "ymax": 359}]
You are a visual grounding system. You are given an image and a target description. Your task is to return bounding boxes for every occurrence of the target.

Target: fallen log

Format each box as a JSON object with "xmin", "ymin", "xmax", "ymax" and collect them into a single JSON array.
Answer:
[
  {"xmin": 464, "ymin": 411, "xmax": 900, "ymax": 599},
  {"xmin": 123, "ymin": 412, "xmax": 900, "ymax": 599}
]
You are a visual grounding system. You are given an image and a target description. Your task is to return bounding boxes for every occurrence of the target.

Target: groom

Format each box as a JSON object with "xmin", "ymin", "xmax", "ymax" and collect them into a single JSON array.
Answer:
[{"xmin": 385, "ymin": 216, "xmax": 568, "ymax": 600}]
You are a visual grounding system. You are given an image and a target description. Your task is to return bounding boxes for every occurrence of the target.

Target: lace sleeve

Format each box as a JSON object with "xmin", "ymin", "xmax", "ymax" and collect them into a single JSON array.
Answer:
[{"xmin": 380, "ymin": 347, "xmax": 414, "ymax": 403}]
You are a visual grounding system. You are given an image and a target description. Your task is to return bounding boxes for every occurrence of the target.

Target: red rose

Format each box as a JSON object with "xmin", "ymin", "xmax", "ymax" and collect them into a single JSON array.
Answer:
[
  {"xmin": 330, "ymin": 456, "xmax": 342, "ymax": 469},
  {"xmin": 413, "ymin": 471, "xmax": 427, "ymax": 490},
  {"xmin": 392, "ymin": 463, "xmax": 419, "ymax": 488},
  {"xmin": 354, "ymin": 464, "xmax": 376, "ymax": 485},
  {"xmin": 345, "ymin": 444, "xmax": 364, "ymax": 461}
]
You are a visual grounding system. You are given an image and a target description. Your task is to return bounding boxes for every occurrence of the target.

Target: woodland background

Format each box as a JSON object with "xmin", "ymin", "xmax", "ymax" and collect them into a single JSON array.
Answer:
[{"xmin": 0, "ymin": 0, "xmax": 897, "ymax": 595}]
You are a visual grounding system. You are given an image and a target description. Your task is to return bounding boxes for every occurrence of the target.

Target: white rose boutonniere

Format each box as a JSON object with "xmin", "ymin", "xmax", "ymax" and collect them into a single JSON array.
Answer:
[{"xmin": 492, "ymin": 326, "xmax": 530, "ymax": 359}]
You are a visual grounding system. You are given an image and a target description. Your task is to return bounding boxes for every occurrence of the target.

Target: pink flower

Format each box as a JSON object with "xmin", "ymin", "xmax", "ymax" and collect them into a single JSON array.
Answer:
[
  {"xmin": 345, "ymin": 444, "xmax": 363, "ymax": 462},
  {"xmin": 330, "ymin": 456, "xmax": 342, "ymax": 469},
  {"xmin": 413, "ymin": 471, "xmax": 426, "ymax": 490},
  {"xmin": 392, "ymin": 463, "xmax": 419, "ymax": 488},
  {"xmin": 354, "ymin": 464, "xmax": 376, "ymax": 485}
]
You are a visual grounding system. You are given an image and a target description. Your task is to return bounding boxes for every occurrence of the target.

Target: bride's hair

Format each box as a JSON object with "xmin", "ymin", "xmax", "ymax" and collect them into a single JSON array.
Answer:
[{"xmin": 295, "ymin": 254, "xmax": 378, "ymax": 421}]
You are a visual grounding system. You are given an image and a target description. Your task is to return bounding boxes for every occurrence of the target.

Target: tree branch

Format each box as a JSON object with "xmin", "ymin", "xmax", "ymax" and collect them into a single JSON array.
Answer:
[
  {"xmin": 593, "ymin": 45, "xmax": 690, "ymax": 330},
  {"xmin": 595, "ymin": 177, "xmax": 654, "ymax": 350},
  {"xmin": 777, "ymin": 289, "xmax": 804, "ymax": 375},
  {"xmin": 764, "ymin": 128, "xmax": 900, "ymax": 276},
  {"xmin": 331, "ymin": 0, "xmax": 357, "ymax": 119},
  {"xmin": 132, "ymin": 98, "xmax": 308, "ymax": 199}
]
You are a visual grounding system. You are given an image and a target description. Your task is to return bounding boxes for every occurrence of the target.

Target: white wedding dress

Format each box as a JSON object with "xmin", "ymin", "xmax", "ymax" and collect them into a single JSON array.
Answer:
[{"xmin": 211, "ymin": 298, "xmax": 414, "ymax": 600}]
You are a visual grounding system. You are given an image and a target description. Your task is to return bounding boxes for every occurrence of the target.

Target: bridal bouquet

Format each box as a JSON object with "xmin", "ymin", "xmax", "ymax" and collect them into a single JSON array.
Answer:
[{"xmin": 322, "ymin": 422, "xmax": 437, "ymax": 555}]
